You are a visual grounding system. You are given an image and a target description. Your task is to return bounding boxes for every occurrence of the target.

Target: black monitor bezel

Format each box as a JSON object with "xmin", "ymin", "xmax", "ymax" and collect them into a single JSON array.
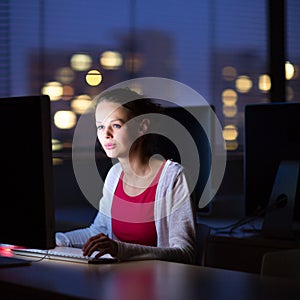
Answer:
[
  {"xmin": 244, "ymin": 102, "xmax": 300, "ymax": 224},
  {"xmin": 0, "ymin": 95, "xmax": 55, "ymax": 249}
]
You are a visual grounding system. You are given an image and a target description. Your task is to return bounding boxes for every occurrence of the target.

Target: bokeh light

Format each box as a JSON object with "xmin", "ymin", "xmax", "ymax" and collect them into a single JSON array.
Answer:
[
  {"xmin": 54, "ymin": 110, "xmax": 77, "ymax": 129},
  {"xmin": 70, "ymin": 53, "xmax": 92, "ymax": 71},
  {"xmin": 285, "ymin": 61, "xmax": 295, "ymax": 80},
  {"xmin": 42, "ymin": 81, "xmax": 63, "ymax": 101},
  {"xmin": 86, "ymin": 69, "xmax": 102, "ymax": 86},
  {"xmin": 71, "ymin": 94, "xmax": 92, "ymax": 114},
  {"xmin": 222, "ymin": 89, "xmax": 238, "ymax": 106},
  {"xmin": 223, "ymin": 124, "xmax": 238, "ymax": 141},
  {"xmin": 235, "ymin": 75, "xmax": 252, "ymax": 93},
  {"xmin": 100, "ymin": 51, "xmax": 123, "ymax": 70},
  {"xmin": 258, "ymin": 74, "xmax": 271, "ymax": 92},
  {"xmin": 55, "ymin": 67, "xmax": 75, "ymax": 84},
  {"xmin": 222, "ymin": 66, "xmax": 237, "ymax": 81}
]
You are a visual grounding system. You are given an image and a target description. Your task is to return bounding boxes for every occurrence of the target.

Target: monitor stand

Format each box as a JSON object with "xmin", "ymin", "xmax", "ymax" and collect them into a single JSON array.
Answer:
[{"xmin": 262, "ymin": 160, "xmax": 300, "ymax": 240}]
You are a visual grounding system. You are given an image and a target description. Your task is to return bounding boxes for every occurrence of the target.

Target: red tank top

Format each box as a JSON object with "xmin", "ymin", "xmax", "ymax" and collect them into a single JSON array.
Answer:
[{"xmin": 111, "ymin": 162, "xmax": 165, "ymax": 246}]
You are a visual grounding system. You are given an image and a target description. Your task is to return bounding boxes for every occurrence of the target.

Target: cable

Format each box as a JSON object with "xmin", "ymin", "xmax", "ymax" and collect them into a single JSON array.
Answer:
[
  {"xmin": 28, "ymin": 253, "xmax": 49, "ymax": 263},
  {"xmin": 210, "ymin": 195, "xmax": 288, "ymax": 234}
]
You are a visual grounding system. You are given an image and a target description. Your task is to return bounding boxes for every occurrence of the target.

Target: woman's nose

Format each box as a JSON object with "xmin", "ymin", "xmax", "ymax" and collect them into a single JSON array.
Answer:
[{"xmin": 104, "ymin": 126, "xmax": 113, "ymax": 138}]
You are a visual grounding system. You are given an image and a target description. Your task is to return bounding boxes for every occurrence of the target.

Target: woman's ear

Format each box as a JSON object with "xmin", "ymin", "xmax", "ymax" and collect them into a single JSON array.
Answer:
[{"xmin": 138, "ymin": 118, "xmax": 150, "ymax": 135}]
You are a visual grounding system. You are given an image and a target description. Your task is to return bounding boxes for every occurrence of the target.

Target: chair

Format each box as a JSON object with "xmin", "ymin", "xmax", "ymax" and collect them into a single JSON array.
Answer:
[
  {"xmin": 195, "ymin": 223, "xmax": 211, "ymax": 266},
  {"xmin": 260, "ymin": 248, "xmax": 300, "ymax": 279}
]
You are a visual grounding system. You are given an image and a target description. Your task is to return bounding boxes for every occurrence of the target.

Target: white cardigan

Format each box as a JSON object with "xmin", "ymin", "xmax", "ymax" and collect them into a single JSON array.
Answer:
[{"xmin": 56, "ymin": 159, "xmax": 197, "ymax": 264}]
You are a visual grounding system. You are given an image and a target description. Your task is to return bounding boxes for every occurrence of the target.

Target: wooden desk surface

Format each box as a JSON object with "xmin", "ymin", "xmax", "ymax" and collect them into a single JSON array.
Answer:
[{"xmin": 0, "ymin": 257, "xmax": 300, "ymax": 300}]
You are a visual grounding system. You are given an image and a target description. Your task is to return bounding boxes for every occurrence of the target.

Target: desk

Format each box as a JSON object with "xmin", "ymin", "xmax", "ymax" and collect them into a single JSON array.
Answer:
[
  {"xmin": 199, "ymin": 217, "xmax": 300, "ymax": 274},
  {"xmin": 206, "ymin": 231, "xmax": 300, "ymax": 273},
  {"xmin": 0, "ymin": 257, "xmax": 300, "ymax": 299}
]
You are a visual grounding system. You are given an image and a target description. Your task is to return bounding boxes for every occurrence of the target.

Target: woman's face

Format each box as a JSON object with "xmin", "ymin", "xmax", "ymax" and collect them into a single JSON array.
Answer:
[{"xmin": 95, "ymin": 100, "xmax": 139, "ymax": 159}]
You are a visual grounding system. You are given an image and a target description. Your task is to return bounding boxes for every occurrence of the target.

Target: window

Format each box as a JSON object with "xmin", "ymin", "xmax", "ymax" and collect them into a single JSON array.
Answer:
[{"xmin": 1, "ymin": 1, "xmax": 273, "ymax": 154}]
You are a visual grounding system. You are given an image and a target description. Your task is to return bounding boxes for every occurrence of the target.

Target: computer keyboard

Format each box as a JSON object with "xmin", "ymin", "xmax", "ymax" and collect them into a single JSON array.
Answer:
[{"xmin": 12, "ymin": 246, "xmax": 117, "ymax": 264}]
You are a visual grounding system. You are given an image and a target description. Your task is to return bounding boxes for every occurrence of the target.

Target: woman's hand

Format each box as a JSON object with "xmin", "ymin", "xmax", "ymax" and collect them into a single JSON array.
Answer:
[{"xmin": 82, "ymin": 233, "xmax": 118, "ymax": 258}]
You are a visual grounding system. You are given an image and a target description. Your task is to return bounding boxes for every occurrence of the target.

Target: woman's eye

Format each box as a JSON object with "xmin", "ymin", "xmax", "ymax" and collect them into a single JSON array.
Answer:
[
  {"xmin": 97, "ymin": 125, "xmax": 104, "ymax": 130},
  {"xmin": 113, "ymin": 124, "xmax": 121, "ymax": 129}
]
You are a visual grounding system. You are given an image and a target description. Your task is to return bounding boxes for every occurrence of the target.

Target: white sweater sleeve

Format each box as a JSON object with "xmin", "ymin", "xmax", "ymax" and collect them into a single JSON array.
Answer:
[
  {"xmin": 55, "ymin": 164, "xmax": 120, "ymax": 247},
  {"xmin": 55, "ymin": 210, "xmax": 109, "ymax": 247}
]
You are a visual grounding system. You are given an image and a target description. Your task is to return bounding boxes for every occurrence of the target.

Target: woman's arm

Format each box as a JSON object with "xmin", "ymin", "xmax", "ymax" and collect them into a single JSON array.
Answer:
[
  {"xmin": 55, "ymin": 211, "xmax": 109, "ymax": 247},
  {"xmin": 55, "ymin": 164, "xmax": 120, "ymax": 247}
]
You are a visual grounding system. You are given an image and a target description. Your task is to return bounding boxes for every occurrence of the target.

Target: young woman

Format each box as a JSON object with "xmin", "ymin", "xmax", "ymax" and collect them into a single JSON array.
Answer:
[{"xmin": 56, "ymin": 88, "xmax": 197, "ymax": 264}]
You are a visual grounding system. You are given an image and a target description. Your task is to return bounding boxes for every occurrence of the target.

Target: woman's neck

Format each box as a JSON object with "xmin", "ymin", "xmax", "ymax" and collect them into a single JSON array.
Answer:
[
  {"xmin": 119, "ymin": 156, "xmax": 165, "ymax": 196},
  {"xmin": 119, "ymin": 155, "xmax": 151, "ymax": 178}
]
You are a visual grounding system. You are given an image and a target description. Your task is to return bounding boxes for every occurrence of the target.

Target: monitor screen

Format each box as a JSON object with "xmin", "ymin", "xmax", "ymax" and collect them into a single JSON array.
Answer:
[
  {"xmin": 244, "ymin": 102, "xmax": 300, "ymax": 238},
  {"xmin": 0, "ymin": 95, "xmax": 55, "ymax": 249},
  {"xmin": 159, "ymin": 104, "xmax": 214, "ymax": 213}
]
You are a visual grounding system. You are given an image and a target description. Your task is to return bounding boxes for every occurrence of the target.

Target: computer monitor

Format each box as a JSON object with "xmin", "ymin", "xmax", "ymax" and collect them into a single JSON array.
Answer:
[
  {"xmin": 0, "ymin": 95, "xmax": 55, "ymax": 250},
  {"xmin": 159, "ymin": 104, "xmax": 214, "ymax": 213},
  {"xmin": 244, "ymin": 102, "xmax": 300, "ymax": 239}
]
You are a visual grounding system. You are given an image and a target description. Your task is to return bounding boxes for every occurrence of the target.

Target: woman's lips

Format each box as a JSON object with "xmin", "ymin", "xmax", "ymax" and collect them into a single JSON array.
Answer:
[{"xmin": 104, "ymin": 143, "xmax": 116, "ymax": 150}]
